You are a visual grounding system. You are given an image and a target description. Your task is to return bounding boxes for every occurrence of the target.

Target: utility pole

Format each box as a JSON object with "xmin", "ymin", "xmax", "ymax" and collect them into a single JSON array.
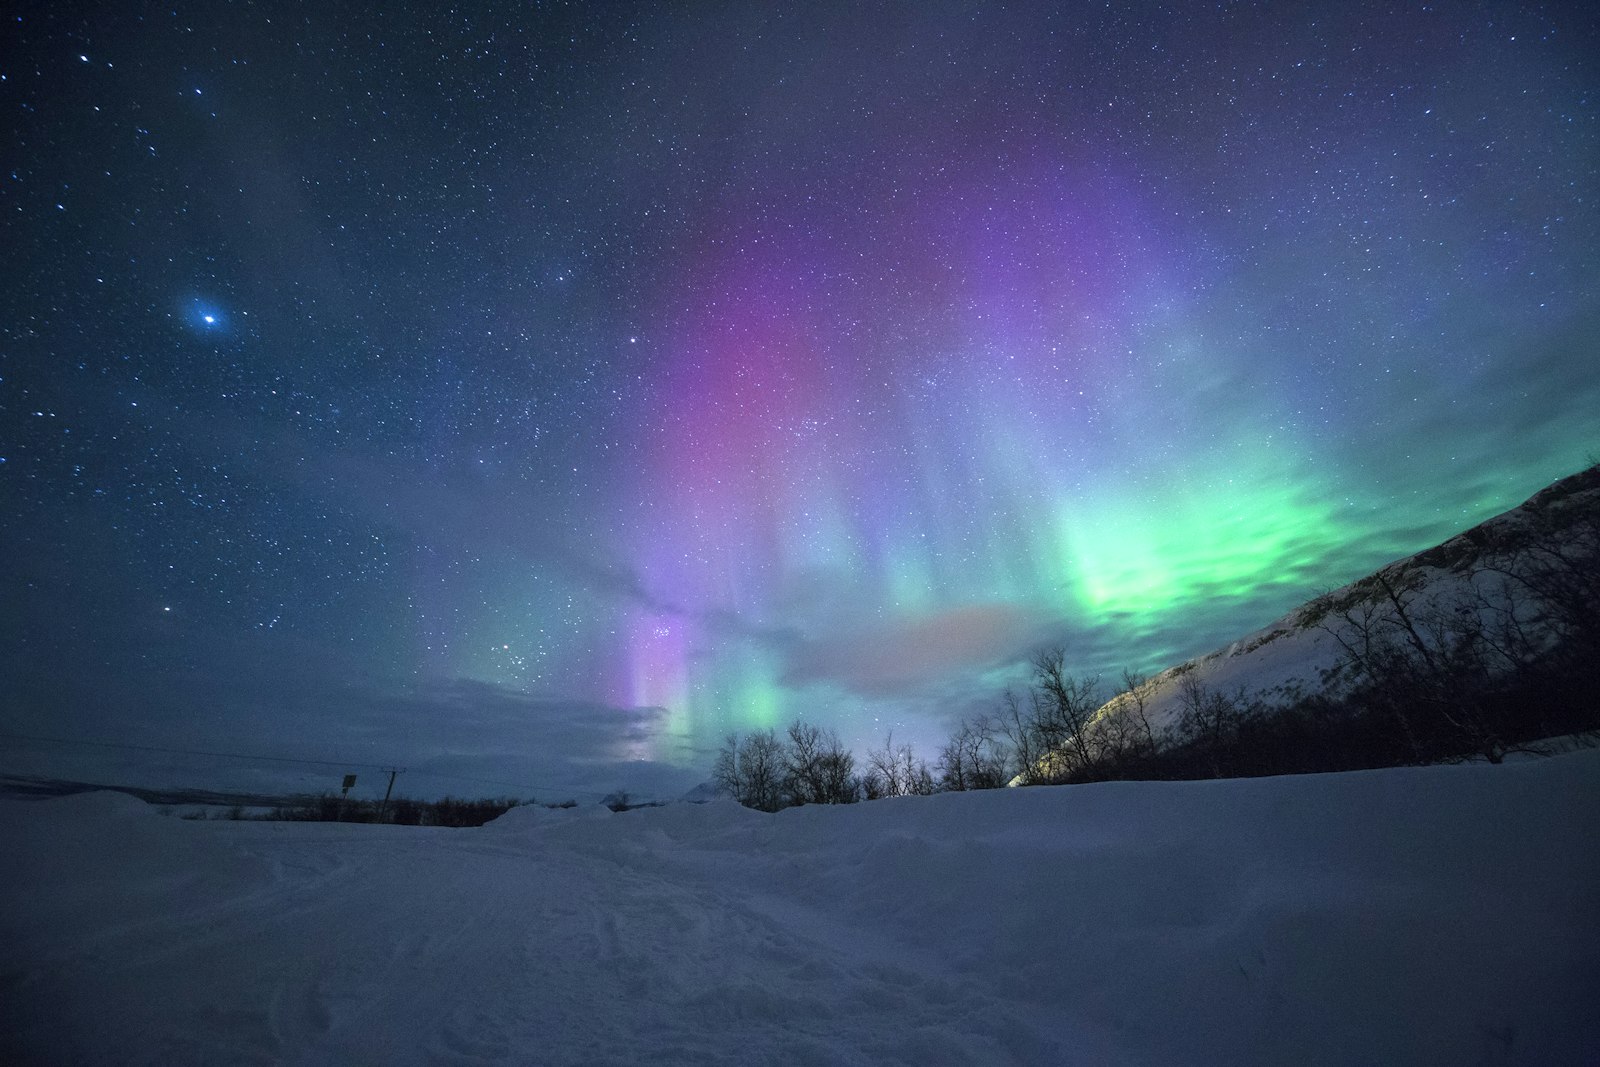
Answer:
[{"xmin": 377, "ymin": 767, "xmax": 403, "ymax": 823}]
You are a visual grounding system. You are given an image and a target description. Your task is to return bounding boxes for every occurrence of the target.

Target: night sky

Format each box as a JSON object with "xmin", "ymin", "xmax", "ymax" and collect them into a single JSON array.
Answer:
[{"xmin": 3, "ymin": 2, "xmax": 1597, "ymax": 800}]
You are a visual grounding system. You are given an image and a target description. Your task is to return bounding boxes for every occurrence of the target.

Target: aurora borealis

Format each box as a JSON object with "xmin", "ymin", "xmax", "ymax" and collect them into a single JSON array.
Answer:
[{"xmin": 3, "ymin": 2, "xmax": 1598, "ymax": 798}]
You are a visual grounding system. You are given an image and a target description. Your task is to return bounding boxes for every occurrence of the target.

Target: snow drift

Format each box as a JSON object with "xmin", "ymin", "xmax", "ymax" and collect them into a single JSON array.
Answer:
[{"xmin": 4, "ymin": 752, "xmax": 1598, "ymax": 1065}]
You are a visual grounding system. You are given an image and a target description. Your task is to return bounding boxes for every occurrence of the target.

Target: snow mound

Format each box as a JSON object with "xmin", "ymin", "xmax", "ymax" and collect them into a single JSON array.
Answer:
[
  {"xmin": 43, "ymin": 788, "xmax": 156, "ymax": 818},
  {"xmin": 478, "ymin": 801, "xmax": 576, "ymax": 832},
  {"xmin": 3, "ymin": 753, "xmax": 1596, "ymax": 1065}
]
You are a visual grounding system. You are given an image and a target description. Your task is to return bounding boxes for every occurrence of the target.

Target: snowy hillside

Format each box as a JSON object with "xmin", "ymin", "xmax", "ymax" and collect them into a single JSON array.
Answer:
[
  {"xmin": 5, "ymin": 752, "xmax": 1598, "ymax": 1065},
  {"xmin": 1102, "ymin": 464, "xmax": 1600, "ymax": 735}
]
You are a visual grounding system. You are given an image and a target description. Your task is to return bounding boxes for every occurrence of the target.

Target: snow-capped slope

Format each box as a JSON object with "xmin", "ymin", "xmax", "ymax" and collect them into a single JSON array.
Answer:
[
  {"xmin": 678, "ymin": 779, "xmax": 723, "ymax": 803},
  {"xmin": 1104, "ymin": 464, "xmax": 1600, "ymax": 734},
  {"xmin": 4, "ymin": 752, "xmax": 1598, "ymax": 1065}
]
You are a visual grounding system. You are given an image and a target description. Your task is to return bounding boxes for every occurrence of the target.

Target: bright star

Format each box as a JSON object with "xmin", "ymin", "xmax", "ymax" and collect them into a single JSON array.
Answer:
[{"xmin": 188, "ymin": 300, "xmax": 226, "ymax": 331}]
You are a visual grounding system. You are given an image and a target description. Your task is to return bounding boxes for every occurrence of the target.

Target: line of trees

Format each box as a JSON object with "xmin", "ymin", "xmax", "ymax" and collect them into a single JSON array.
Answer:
[
  {"xmin": 712, "ymin": 655, "xmax": 1170, "ymax": 811},
  {"xmin": 712, "ymin": 721, "xmax": 874, "ymax": 811}
]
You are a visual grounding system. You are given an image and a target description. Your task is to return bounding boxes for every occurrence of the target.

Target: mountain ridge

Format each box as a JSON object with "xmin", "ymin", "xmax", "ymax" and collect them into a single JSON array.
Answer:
[{"xmin": 1098, "ymin": 462, "xmax": 1600, "ymax": 737}]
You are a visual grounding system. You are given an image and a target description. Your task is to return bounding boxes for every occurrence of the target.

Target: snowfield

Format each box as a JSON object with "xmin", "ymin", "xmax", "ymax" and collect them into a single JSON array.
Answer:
[{"xmin": 4, "ymin": 754, "xmax": 1598, "ymax": 1066}]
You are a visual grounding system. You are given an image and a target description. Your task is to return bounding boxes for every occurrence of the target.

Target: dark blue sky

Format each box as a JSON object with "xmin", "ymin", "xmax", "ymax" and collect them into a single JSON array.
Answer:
[{"xmin": 3, "ymin": 2, "xmax": 1597, "ymax": 800}]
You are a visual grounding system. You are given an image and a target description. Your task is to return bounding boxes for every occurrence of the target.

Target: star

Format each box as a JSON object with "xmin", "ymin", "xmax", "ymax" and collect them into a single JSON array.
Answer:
[{"xmin": 187, "ymin": 300, "xmax": 226, "ymax": 332}]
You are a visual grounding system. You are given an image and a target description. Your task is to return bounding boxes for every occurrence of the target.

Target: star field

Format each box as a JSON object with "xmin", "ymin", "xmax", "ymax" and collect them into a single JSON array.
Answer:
[{"xmin": 2, "ymin": 2, "xmax": 1597, "ymax": 795}]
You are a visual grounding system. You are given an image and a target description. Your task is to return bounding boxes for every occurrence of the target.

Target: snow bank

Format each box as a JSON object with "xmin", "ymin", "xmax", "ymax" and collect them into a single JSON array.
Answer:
[{"xmin": 3, "ymin": 756, "xmax": 1597, "ymax": 1065}]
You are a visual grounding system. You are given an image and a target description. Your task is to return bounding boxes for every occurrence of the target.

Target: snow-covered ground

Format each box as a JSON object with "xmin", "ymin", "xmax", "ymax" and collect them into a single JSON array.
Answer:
[{"xmin": 4, "ymin": 753, "xmax": 1598, "ymax": 1066}]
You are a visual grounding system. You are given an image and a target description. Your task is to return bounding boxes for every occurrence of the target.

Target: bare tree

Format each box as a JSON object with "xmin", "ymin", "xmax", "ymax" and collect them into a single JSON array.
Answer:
[
  {"xmin": 1120, "ymin": 671, "xmax": 1158, "ymax": 755},
  {"xmin": 1085, "ymin": 668, "xmax": 1161, "ymax": 774},
  {"xmin": 1028, "ymin": 649, "xmax": 1103, "ymax": 781},
  {"xmin": 903, "ymin": 750, "xmax": 937, "ymax": 796},
  {"xmin": 712, "ymin": 734, "xmax": 741, "ymax": 798},
  {"xmin": 1118, "ymin": 667, "xmax": 1159, "ymax": 756},
  {"xmin": 865, "ymin": 732, "xmax": 935, "ymax": 797},
  {"xmin": 864, "ymin": 733, "xmax": 898, "ymax": 798},
  {"xmin": 816, "ymin": 745, "xmax": 861, "ymax": 804},
  {"xmin": 784, "ymin": 720, "xmax": 827, "ymax": 806},
  {"xmin": 712, "ymin": 729, "xmax": 789, "ymax": 811},
  {"xmin": 1174, "ymin": 675, "xmax": 1255, "ymax": 778},
  {"xmin": 1487, "ymin": 500, "xmax": 1600, "ymax": 715},
  {"xmin": 784, "ymin": 720, "xmax": 858, "ymax": 804},
  {"xmin": 937, "ymin": 715, "xmax": 1009, "ymax": 791},
  {"xmin": 998, "ymin": 689, "xmax": 1046, "ymax": 785},
  {"xmin": 1323, "ymin": 570, "xmax": 1511, "ymax": 764}
]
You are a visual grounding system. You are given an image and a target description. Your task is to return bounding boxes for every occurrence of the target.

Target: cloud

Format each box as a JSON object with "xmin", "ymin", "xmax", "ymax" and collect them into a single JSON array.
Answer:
[
  {"xmin": 780, "ymin": 602, "xmax": 1049, "ymax": 698},
  {"xmin": 227, "ymin": 676, "xmax": 703, "ymax": 799},
  {"xmin": 2, "ymin": 622, "xmax": 702, "ymax": 800}
]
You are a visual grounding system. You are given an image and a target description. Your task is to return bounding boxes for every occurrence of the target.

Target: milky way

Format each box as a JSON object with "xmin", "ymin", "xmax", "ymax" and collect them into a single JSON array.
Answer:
[{"xmin": 3, "ymin": 3, "xmax": 1597, "ymax": 795}]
